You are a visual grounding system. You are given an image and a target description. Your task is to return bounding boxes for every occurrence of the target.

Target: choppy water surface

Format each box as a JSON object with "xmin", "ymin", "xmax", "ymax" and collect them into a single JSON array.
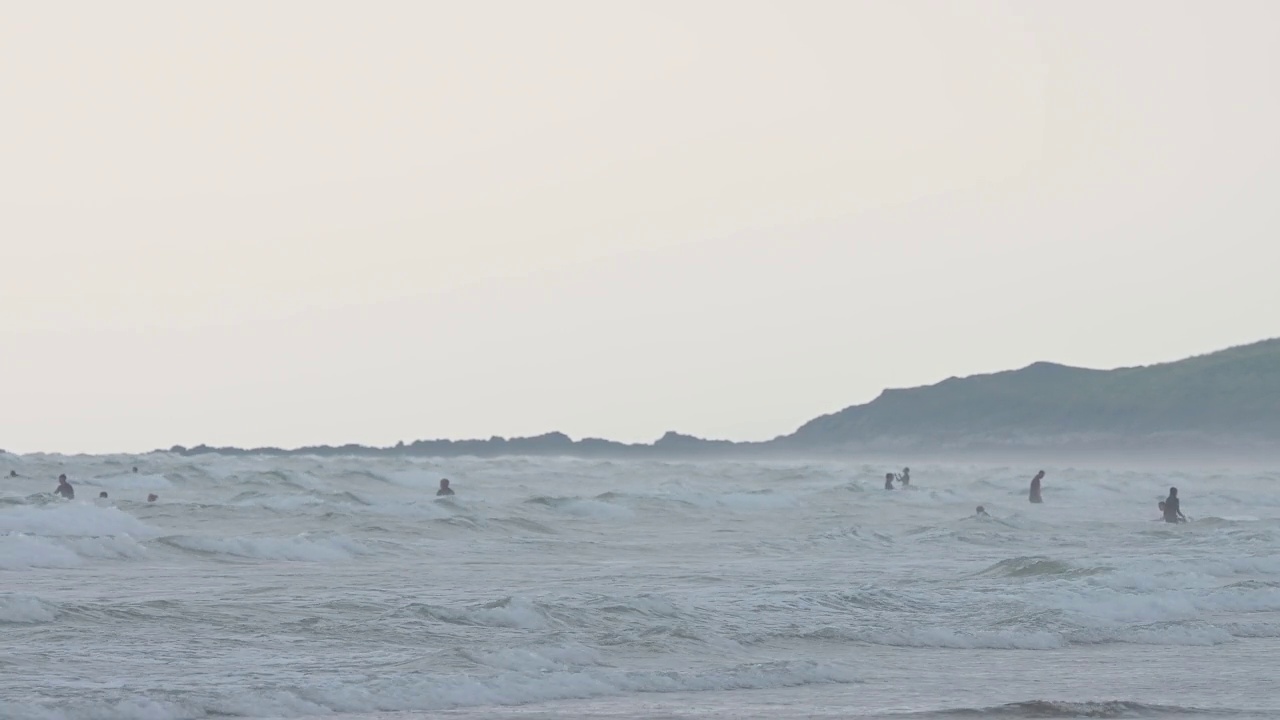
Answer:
[{"xmin": 2, "ymin": 455, "xmax": 1279, "ymax": 719}]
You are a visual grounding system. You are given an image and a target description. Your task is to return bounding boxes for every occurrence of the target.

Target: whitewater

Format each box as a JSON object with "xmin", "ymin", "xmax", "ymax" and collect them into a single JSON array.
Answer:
[{"xmin": 2, "ymin": 454, "xmax": 1279, "ymax": 719}]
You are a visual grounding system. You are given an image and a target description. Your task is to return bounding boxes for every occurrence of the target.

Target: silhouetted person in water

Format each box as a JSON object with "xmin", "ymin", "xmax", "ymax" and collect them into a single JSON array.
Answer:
[
  {"xmin": 8, "ymin": 470, "xmax": 17, "ymax": 478},
  {"xmin": 884, "ymin": 473, "xmax": 895, "ymax": 490},
  {"xmin": 99, "ymin": 491, "xmax": 109, "ymax": 499},
  {"xmin": 898, "ymin": 467, "xmax": 911, "ymax": 486},
  {"xmin": 436, "ymin": 478, "xmax": 454, "ymax": 497},
  {"xmin": 147, "ymin": 494, "xmax": 158, "ymax": 503},
  {"xmin": 55, "ymin": 474, "xmax": 74, "ymax": 499},
  {"xmin": 1163, "ymin": 487, "xmax": 1186, "ymax": 523},
  {"xmin": 976, "ymin": 505, "xmax": 989, "ymax": 517},
  {"xmin": 132, "ymin": 466, "xmax": 139, "ymax": 473},
  {"xmin": 1029, "ymin": 471, "xmax": 1044, "ymax": 503}
]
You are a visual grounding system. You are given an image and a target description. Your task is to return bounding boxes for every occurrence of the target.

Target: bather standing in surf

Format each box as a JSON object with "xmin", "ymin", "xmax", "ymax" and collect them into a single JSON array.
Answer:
[{"xmin": 1163, "ymin": 487, "xmax": 1186, "ymax": 523}]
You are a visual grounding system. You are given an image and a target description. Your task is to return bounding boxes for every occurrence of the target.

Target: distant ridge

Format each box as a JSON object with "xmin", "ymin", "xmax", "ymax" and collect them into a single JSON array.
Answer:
[
  {"xmin": 161, "ymin": 338, "xmax": 1280, "ymax": 459},
  {"xmin": 165, "ymin": 431, "xmax": 757, "ymax": 460},
  {"xmin": 782, "ymin": 337, "xmax": 1280, "ymax": 450}
]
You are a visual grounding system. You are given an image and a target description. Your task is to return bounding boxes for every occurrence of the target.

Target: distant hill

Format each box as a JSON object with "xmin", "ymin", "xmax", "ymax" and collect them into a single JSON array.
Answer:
[
  {"xmin": 165, "ymin": 431, "xmax": 755, "ymax": 460},
  {"xmin": 153, "ymin": 338, "xmax": 1280, "ymax": 459},
  {"xmin": 780, "ymin": 338, "xmax": 1280, "ymax": 453}
]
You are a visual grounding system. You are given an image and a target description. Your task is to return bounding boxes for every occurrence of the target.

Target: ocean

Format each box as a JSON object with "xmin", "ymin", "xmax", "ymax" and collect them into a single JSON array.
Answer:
[{"xmin": 2, "ymin": 454, "xmax": 1278, "ymax": 719}]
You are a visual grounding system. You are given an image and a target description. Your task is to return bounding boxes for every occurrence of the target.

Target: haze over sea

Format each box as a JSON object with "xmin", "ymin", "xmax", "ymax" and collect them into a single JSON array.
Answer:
[{"xmin": 4, "ymin": 454, "xmax": 1279, "ymax": 719}]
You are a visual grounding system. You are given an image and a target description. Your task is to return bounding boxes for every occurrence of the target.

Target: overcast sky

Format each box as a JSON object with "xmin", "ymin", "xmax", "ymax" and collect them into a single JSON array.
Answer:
[{"xmin": 2, "ymin": 1, "xmax": 1277, "ymax": 454}]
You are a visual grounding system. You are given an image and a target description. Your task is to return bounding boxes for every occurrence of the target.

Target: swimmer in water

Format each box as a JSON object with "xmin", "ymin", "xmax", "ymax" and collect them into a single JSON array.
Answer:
[
  {"xmin": 55, "ymin": 474, "xmax": 74, "ymax": 499},
  {"xmin": 976, "ymin": 505, "xmax": 989, "ymax": 517},
  {"xmin": 147, "ymin": 494, "xmax": 158, "ymax": 502},
  {"xmin": 1163, "ymin": 487, "xmax": 1186, "ymax": 523},
  {"xmin": 884, "ymin": 473, "xmax": 895, "ymax": 490},
  {"xmin": 99, "ymin": 491, "xmax": 109, "ymax": 499},
  {"xmin": 898, "ymin": 467, "xmax": 911, "ymax": 486},
  {"xmin": 8, "ymin": 470, "xmax": 17, "ymax": 478},
  {"xmin": 1029, "ymin": 470, "xmax": 1044, "ymax": 504},
  {"xmin": 436, "ymin": 478, "xmax": 454, "ymax": 497}
]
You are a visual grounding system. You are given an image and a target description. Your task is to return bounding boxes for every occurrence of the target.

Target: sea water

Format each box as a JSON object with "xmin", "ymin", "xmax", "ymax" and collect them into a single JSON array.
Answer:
[{"xmin": 2, "ymin": 455, "xmax": 1278, "ymax": 719}]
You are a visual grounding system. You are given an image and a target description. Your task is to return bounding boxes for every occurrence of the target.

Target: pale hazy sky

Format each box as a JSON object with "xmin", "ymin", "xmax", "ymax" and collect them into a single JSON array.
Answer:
[{"xmin": 2, "ymin": 1, "xmax": 1277, "ymax": 454}]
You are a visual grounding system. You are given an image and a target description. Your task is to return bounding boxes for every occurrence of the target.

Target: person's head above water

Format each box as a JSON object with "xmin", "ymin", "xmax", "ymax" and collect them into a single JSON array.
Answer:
[
  {"xmin": 439, "ymin": 478, "xmax": 450, "ymax": 490},
  {"xmin": 132, "ymin": 466, "xmax": 138, "ymax": 473},
  {"xmin": 1158, "ymin": 501, "xmax": 1166, "ymax": 511},
  {"xmin": 99, "ymin": 491, "xmax": 108, "ymax": 499},
  {"xmin": 8, "ymin": 470, "xmax": 16, "ymax": 477},
  {"xmin": 58, "ymin": 474, "xmax": 68, "ymax": 484},
  {"xmin": 976, "ymin": 505, "xmax": 987, "ymax": 514},
  {"xmin": 1169, "ymin": 487, "xmax": 1178, "ymax": 497},
  {"xmin": 147, "ymin": 494, "xmax": 158, "ymax": 502}
]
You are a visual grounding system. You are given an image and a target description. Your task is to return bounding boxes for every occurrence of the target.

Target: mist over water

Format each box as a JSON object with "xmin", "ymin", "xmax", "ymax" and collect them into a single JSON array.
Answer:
[{"xmin": 3, "ymin": 454, "xmax": 1279, "ymax": 719}]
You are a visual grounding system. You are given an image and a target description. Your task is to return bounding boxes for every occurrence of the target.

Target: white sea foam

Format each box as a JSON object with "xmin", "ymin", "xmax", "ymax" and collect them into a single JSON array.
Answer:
[
  {"xmin": 0, "ymin": 504, "xmax": 157, "ymax": 538},
  {"xmin": 7, "ymin": 455, "xmax": 1280, "ymax": 719},
  {"xmin": 0, "ymin": 534, "xmax": 84, "ymax": 569},
  {"xmin": 0, "ymin": 594, "xmax": 58, "ymax": 623},
  {"xmin": 158, "ymin": 534, "xmax": 370, "ymax": 562},
  {"xmin": 1195, "ymin": 555, "xmax": 1280, "ymax": 576}
]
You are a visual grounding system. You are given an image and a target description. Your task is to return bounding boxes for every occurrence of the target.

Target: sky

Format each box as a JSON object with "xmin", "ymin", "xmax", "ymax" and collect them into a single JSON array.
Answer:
[{"xmin": 2, "ymin": 1, "xmax": 1278, "ymax": 454}]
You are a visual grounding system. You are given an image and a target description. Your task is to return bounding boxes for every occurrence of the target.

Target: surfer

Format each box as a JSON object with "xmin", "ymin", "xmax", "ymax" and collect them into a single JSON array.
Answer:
[
  {"xmin": 884, "ymin": 473, "xmax": 895, "ymax": 490},
  {"xmin": 55, "ymin": 474, "xmax": 74, "ymax": 499},
  {"xmin": 1029, "ymin": 470, "xmax": 1044, "ymax": 504},
  {"xmin": 897, "ymin": 467, "xmax": 911, "ymax": 486},
  {"xmin": 1163, "ymin": 487, "xmax": 1186, "ymax": 523},
  {"xmin": 436, "ymin": 478, "xmax": 455, "ymax": 497},
  {"xmin": 975, "ymin": 505, "xmax": 989, "ymax": 517}
]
